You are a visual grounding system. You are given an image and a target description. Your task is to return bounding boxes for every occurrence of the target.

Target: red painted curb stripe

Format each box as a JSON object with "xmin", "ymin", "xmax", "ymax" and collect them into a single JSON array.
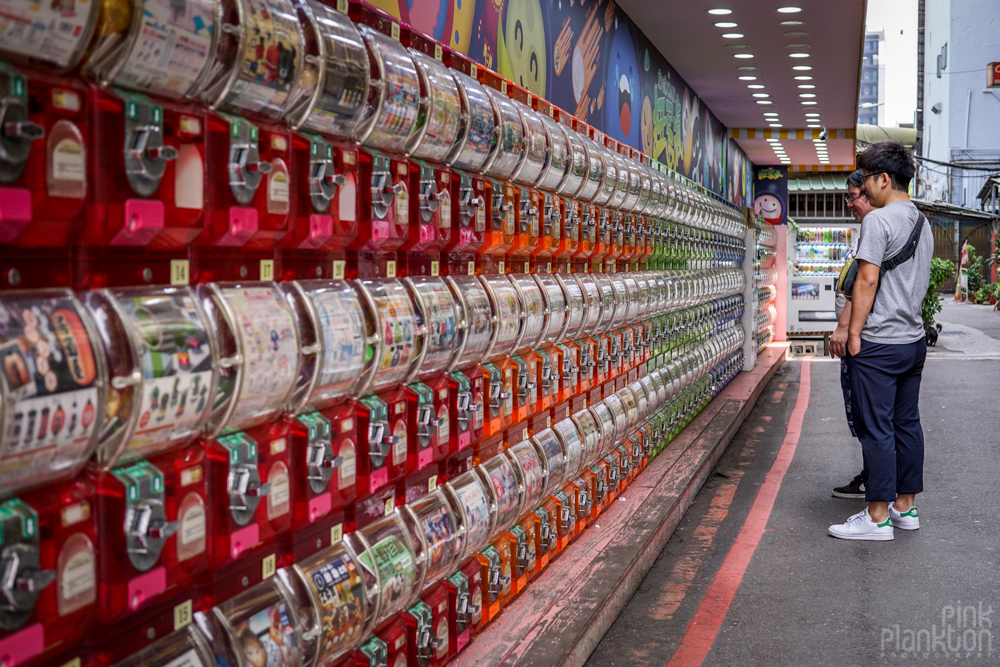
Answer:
[{"xmin": 666, "ymin": 358, "xmax": 811, "ymax": 667}]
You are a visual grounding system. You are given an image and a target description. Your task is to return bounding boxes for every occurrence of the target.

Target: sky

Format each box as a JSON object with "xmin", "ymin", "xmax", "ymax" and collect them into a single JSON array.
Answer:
[{"xmin": 864, "ymin": 0, "xmax": 918, "ymax": 128}]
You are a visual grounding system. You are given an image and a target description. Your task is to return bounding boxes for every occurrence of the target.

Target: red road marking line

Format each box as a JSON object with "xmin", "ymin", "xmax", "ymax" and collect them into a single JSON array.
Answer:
[{"xmin": 665, "ymin": 359, "xmax": 812, "ymax": 667}]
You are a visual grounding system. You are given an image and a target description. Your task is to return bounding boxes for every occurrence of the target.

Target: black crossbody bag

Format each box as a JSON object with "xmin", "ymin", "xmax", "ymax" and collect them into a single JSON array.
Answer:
[{"xmin": 838, "ymin": 211, "xmax": 927, "ymax": 302}]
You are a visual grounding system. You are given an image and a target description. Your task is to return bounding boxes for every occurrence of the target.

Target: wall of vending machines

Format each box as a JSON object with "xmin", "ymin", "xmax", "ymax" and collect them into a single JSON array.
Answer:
[
  {"xmin": 0, "ymin": 0, "xmax": 775, "ymax": 665},
  {"xmin": 786, "ymin": 223, "xmax": 859, "ymax": 333}
]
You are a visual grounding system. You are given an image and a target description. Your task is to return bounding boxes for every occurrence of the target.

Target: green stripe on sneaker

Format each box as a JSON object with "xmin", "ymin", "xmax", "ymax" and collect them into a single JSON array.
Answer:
[
  {"xmin": 900, "ymin": 507, "xmax": 918, "ymax": 517},
  {"xmin": 877, "ymin": 517, "xmax": 894, "ymax": 528}
]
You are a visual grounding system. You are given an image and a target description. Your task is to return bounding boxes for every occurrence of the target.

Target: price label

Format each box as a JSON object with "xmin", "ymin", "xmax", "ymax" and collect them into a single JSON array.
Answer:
[
  {"xmin": 430, "ymin": 260, "xmax": 439, "ymax": 276},
  {"xmin": 336, "ymin": 0, "xmax": 347, "ymax": 12},
  {"xmin": 434, "ymin": 44, "xmax": 443, "ymax": 61},
  {"xmin": 546, "ymin": 262, "xmax": 552, "ymax": 273},
  {"xmin": 498, "ymin": 260, "xmax": 505, "ymax": 274},
  {"xmin": 524, "ymin": 262, "xmax": 530, "ymax": 273},
  {"xmin": 470, "ymin": 63, "xmax": 477, "ymax": 77},
  {"xmin": 468, "ymin": 261, "xmax": 476, "ymax": 275},
  {"xmin": 386, "ymin": 260, "xmax": 397, "ymax": 278},
  {"xmin": 390, "ymin": 22, "xmax": 400, "ymax": 41},
  {"xmin": 428, "ymin": 475, "xmax": 438, "ymax": 492},
  {"xmin": 170, "ymin": 259, "xmax": 189, "ymax": 285},
  {"xmin": 262, "ymin": 554, "xmax": 276, "ymax": 580},
  {"xmin": 330, "ymin": 523, "xmax": 343, "ymax": 545},
  {"xmin": 384, "ymin": 496, "xmax": 395, "ymax": 516},
  {"xmin": 501, "ymin": 80, "xmax": 507, "ymax": 94},
  {"xmin": 173, "ymin": 599, "xmax": 193, "ymax": 630},
  {"xmin": 332, "ymin": 260, "xmax": 346, "ymax": 280},
  {"xmin": 260, "ymin": 259, "xmax": 274, "ymax": 281}
]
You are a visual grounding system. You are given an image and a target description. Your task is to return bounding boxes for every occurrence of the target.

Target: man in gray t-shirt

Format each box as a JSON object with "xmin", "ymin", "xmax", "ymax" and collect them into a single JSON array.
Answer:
[
  {"xmin": 828, "ymin": 141, "xmax": 930, "ymax": 542},
  {"xmin": 853, "ymin": 201, "xmax": 933, "ymax": 344}
]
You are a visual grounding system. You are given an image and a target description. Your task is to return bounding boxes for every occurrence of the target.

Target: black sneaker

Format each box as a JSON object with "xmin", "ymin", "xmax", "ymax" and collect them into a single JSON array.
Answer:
[{"xmin": 832, "ymin": 473, "xmax": 865, "ymax": 499}]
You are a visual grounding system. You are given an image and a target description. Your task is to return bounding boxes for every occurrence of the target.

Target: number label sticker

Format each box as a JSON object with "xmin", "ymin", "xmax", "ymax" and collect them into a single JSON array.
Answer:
[
  {"xmin": 434, "ymin": 44, "xmax": 443, "ymax": 61},
  {"xmin": 332, "ymin": 260, "xmax": 345, "ymax": 280},
  {"xmin": 430, "ymin": 260, "xmax": 439, "ymax": 276},
  {"xmin": 468, "ymin": 261, "xmax": 476, "ymax": 275},
  {"xmin": 428, "ymin": 475, "xmax": 438, "ymax": 492},
  {"xmin": 173, "ymin": 599, "xmax": 193, "ymax": 630},
  {"xmin": 170, "ymin": 259, "xmax": 189, "ymax": 286},
  {"xmin": 384, "ymin": 496, "xmax": 395, "ymax": 516},
  {"xmin": 336, "ymin": 0, "xmax": 347, "ymax": 12},
  {"xmin": 260, "ymin": 259, "xmax": 274, "ymax": 281},
  {"xmin": 390, "ymin": 22, "xmax": 400, "ymax": 41},
  {"xmin": 330, "ymin": 523, "xmax": 343, "ymax": 545},
  {"xmin": 386, "ymin": 260, "xmax": 397, "ymax": 278},
  {"xmin": 262, "ymin": 554, "xmax": 276, "ymax": 580}
]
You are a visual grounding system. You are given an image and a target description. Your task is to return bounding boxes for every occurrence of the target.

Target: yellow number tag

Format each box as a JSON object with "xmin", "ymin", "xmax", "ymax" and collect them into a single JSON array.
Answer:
[
  {"xmin": 260, "ymin": 259, "xmax": 274, "ymax": 281},
  {"xmin": 170, "ymin": 259, "xmax": 189, "ymax": 285},
  {"xmin": 262, "ymin": 554, "xmax": 276, "ymax": 580},
  {"xmin": 174, "ymin": 599, "xmax": 193, "ymax": 630}
]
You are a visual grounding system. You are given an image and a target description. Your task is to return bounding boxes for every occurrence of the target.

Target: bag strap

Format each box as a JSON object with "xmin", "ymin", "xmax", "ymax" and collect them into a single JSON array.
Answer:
[{"xmin": 882, "ymin": 212, "xmax": 927, "ymax": 272}]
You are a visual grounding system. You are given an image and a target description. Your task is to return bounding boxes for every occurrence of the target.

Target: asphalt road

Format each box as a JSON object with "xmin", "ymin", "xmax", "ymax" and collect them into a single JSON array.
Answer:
[{"xmin": 588, "ymin": 305, "xmax": 1000, "ymax": 667}]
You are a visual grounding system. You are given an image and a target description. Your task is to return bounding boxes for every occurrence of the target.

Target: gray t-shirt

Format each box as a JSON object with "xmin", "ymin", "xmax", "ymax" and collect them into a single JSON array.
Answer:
[{"xmin": 854, "ymin": 200, "xmax": 933, "ymax": 344}]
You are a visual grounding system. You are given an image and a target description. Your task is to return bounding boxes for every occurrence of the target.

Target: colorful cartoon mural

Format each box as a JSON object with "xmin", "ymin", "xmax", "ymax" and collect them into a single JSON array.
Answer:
[
  {"xmin": 360, "ymin": 0, "xmax": 753, "ymax": 205},
  {"xmin": 753, "ymin": 166, "xmax": 789, "ymax": 225}
]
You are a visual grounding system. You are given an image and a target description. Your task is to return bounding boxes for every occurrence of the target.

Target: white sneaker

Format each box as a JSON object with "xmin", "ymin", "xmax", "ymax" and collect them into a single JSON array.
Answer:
[
  {"xmin": 828, "ymin": 508, "xmax": 894, "ymax": 541},
  {"xmin": 889, "ymin": 503, "xmax": 920, "ymax": 530}
]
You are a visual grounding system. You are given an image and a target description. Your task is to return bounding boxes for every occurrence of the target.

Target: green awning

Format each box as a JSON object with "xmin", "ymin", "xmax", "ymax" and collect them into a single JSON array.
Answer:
[{"xmin": 788, "ymin": 173, "xmax": 852, "ymax": 192}]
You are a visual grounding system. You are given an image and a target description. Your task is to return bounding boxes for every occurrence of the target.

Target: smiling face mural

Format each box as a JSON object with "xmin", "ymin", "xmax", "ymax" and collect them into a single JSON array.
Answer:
[
  {"xmin": 498, "ymin": 0, "xmax": 547, "ymax": 97},
  {"xmin": 753, "ymin": 166, "xmax": 789, "ymax": 225},
  {"xmin": 605, "ymin": 21, "xmax": 639, "ymax": 145}
]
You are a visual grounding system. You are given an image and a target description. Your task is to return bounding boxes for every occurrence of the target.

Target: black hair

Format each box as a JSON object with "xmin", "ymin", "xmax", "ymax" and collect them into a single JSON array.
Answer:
[
  {"xmin": 857, "ymin": 141, "xmax": 915, "ymax": 192},
  {"xmin": 846, "ymin": 169, "xmax": 865, "ymax": 189}
]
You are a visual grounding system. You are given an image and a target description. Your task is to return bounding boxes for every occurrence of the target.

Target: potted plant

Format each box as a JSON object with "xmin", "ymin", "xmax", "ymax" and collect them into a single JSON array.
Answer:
[{"xmin": 923, "ymin": 257, "xmax": 955, "ymax": 345}]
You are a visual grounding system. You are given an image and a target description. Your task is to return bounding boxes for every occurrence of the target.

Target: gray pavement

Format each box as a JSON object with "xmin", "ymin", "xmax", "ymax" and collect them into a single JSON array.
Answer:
[{"xmin": 588, "ymin": 305, "xmax": 1000, "ymax": 667}]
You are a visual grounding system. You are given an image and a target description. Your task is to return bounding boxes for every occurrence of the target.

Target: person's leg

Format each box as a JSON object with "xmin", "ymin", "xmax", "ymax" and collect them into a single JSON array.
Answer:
[
  {"xmin": 892, "ymin": 339, "xmax": 927, "ymax": 511},
  {"xmin": 849, "ymin": 341, "xmax": 899, "ymax": 522},
  {"xmin": 832, "ymin": 355, "xmax": 866, "ymax": 498}
]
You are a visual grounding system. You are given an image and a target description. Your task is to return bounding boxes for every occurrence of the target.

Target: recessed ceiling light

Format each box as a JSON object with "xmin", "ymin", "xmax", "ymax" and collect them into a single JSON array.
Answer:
[
  {"xmin": 784, "ymin": 31, "xmax": 809, "ymax": 37},
  {"xmin": 789, "ymin": 53, "xmax": 810, "ymax": 58},
  {"xmin": 798, "ymin": 84, "xmax": 816, "ymax": 89},
  {"xmin": 812, "ymin": 138, "xmax": 824, "ymax": 142},
  {"xmin": 752, "ymin": 93, "xmax": 770, "ymax": 98},
  {"xmin": 785, "ymin": 43, "xmax": 809, "ymax": 49},
  {"xmin": 806, "ymin": 124, "xmax": 820, "ymax": 128},
  {"xmin": 795, "ymin": 75, "xmax": 814, "ymax": 80},
  {"xmin": 734, "ymin": 53, "xmax": 755, "ymax": 58},
  {"xmin": 763, "ymin": 111, "xmax": 779, "ymax": 116},
  {"xmin": 739, "ymin": 75, "xmax": 758, "ymax": 80},
  {"xmin": 715, "ymin": 21, "xmax": 738, "ymax": 27},
  {"xmin": 805, "ymin": 112, "xmax": 821, "ymax": 116},
  {"xmin": 777, "ymin": 7, "xmax": 802, "ymax": 13},
  {"xmin": 737, "ymin": 66, "xmax": 757, "ymax": 70},
  {"xmin": 769, "ymin": 123, "xmax": 783, "ymax": 128},
  {"xmin": 766, "ymin": 139, "xmax": 779, "ymax": 143},
  {"xmin": 708, "ymin": 8, "xmax": 733, "ymax": 15},
  {"xmin": 726, "ymin": 44, "xmax": 748, "ymax": 49},
  {"xmin": 756, "ymin": 100, "xmax": 772, "ymax": 104},
  {"xmin": 722, "ymin": 33, "xmax": 744, "ymax": 38},
  {"xmin": 793, "ymin": 65, "xmax": 813, "ymax": 70},
  {"xmin": 799, "ymin": 93, "xmax": 816, "ymax": 98},
  {"xmin": 747, "ymin": 84, "xmax": 765, "ymax": 89},
  {"xmin": 780, "ymin": 20, "xmax": 804, "ymax": 26},
  {"xmin": 802, "ymin": 101, "xmax": 818, "ymax": 105}
]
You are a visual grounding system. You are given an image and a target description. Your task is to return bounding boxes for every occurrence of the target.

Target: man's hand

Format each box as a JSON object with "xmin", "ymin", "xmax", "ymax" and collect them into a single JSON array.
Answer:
[
  {"xmin": 830, "ymin": 325, "xmax": 848, "ymax": 358},
  {"xmin": 848, "ymin": 334, "xmax": 862, "ymax": 357}
]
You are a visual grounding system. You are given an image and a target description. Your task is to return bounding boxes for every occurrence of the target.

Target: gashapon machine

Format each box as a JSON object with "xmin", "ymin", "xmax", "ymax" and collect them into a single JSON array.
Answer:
[
  {"xmin": 505, "ymin": 438, "xmax": 546, "ymax": 587},
  {"xmin": 505, "ymin": 274, "xmax": 551, "ymax": 449},
  {"xmin": 399, "ymin": 277, "xmax": 461, "ymax": 503},
  {"xmin": 474, "ymin": 274, "xmax": 524, "ymax": 458},
  {"xmin": 349, "ymin": 279, "xmax": 419, "ymax": 528},
  {"xmin": 0, "ymin": 291, "xmax": 106, "ymax": 667},
  {"xmin": 346, "ymin": 6, "xmax": 421, "ymax": 279},
  {"xmin": 529, "ymin": 99, "xmax": 570, "ymax": 275},
  {"xmin": 439, "ymin": 56, "xmax": 496, "ymax": 277},
  {"xmin": 82, "ymin": 286, "xmax": 227, "ymax": 663},
  {"xmin": 475, "ymin": 76, "xmax": 525, "ymax": 275},
  {"xmin": 191, "ymin": 0, "xmax": 305, "ymax": 283},
  {"xmin": 529, "ymin": 426, "xmax": 567, "ymax": 567},
  {"xmin": 281, "ymin": 280, "xmax": 370, "ymax": 563},
  {"xmin": 281, "ymin": 0, "xmax": 369, "ymax": 281},
  {"xmin": 553, "ymin": 114, "xmax": 590, "ymax": 274},
  {"xmin": 194, "ymin": 282, "xmax": 303, "ymax": 603},
  {"xmin": 439, "ymin": 275, "xmax": 493, "ymax": 478},
  {"xmin": 569, "ymin": 129, "xmax": 606, "ymax": 274},
  {"xmin": 504, "ymin": 89, "xmax": 547, "ymax": 276},
  {"xmin": 473, "ymin": 448, "xmax": 524, "ymax": 625},
  {"xmin": 397, "ymin": 30, "xmax": 462, "ymax": 278},
  {"xmin": 442, "ymin": 468, "xmax": 496, "ymax": 646}
]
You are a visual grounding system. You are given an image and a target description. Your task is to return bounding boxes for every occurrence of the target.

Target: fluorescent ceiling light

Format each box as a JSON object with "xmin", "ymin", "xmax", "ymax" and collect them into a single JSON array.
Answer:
[
  {"xmin": 793, "ymin": 65, "xmax": 813, "ymax": 71},
  {"xmin": 789, "ymin": 53, "xmax": 810, "ymax": 58},
  {"xmin": 737, "ymin": 66, "xmax": 757, "ymax": 70},
  {"xmin": 784, "ymin": 31, "xmax": 809, "ymax": 37},
  {"xmin": 802, "ymin": 101, "xmax": 818, "ymax": 105},
  {"xmin": 715, "ymin": 21, "xmax": 738, "ymax": 27},
  {"xmin": 807, "ymin": 124, "xmax": 820, "ymax": 128},
  {"xmin": 708, "ymin": 8, "xmax": 733, "ymax": 15},
  {"xmin": 734, "ymin": 53, "xmax": 755, "ymax": 58},
  {"xmin": 722, "ymin": 33, "xmax": 744, "ymax": 38},
  {"xmin": 780, "ymin": 20, "xmax": 804, "ymax": 25},
  {"xmin": 769, "ymin": 123, "xmax": 783, "ymax": 127},
  {"xmin": 739, "ymin": 75, "xmax": 757, "ymax": 80},
  {"xmin": 777, "ymin": 7, "xmax": 802, "ymax": 13},
  {"xmin": 756, "ymin": 100, "xmax": 772, "ymax": 104},
  {"xmin": 795, "ymin": 76, "xmax": 813, "ymax": 80},
  {"xmin": 752, "ymin": 93, "xmax": 770, "ymax": 98},
  {"xmin": 799, "ymin": 93, "xmax": 816, "ymax": 98},
  {"xmin": 748, "ymin": 84, "xmax": 765, "ymax": 89},
  {"xmin": 798, "ymin": 84, "xmax": 816, "ymax": 89}
]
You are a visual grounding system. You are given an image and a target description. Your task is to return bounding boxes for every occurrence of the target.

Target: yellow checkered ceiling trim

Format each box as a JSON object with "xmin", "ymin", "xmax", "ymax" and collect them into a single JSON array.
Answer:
[{"xmin": 729, "ymin": 128, "xmax": 856, "ymax": 140}]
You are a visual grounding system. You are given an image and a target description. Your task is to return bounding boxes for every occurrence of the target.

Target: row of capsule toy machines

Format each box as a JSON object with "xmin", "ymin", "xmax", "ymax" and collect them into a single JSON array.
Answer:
[{"xmin": 0, "ymin": 0, "xmax": 753, "ymax": 664}]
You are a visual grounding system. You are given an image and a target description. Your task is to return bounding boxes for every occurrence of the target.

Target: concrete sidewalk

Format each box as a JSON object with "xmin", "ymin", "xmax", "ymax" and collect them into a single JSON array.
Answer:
[{"xmin": 452, "ymin": 344, "xmax": 789, "ymax": 667}]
